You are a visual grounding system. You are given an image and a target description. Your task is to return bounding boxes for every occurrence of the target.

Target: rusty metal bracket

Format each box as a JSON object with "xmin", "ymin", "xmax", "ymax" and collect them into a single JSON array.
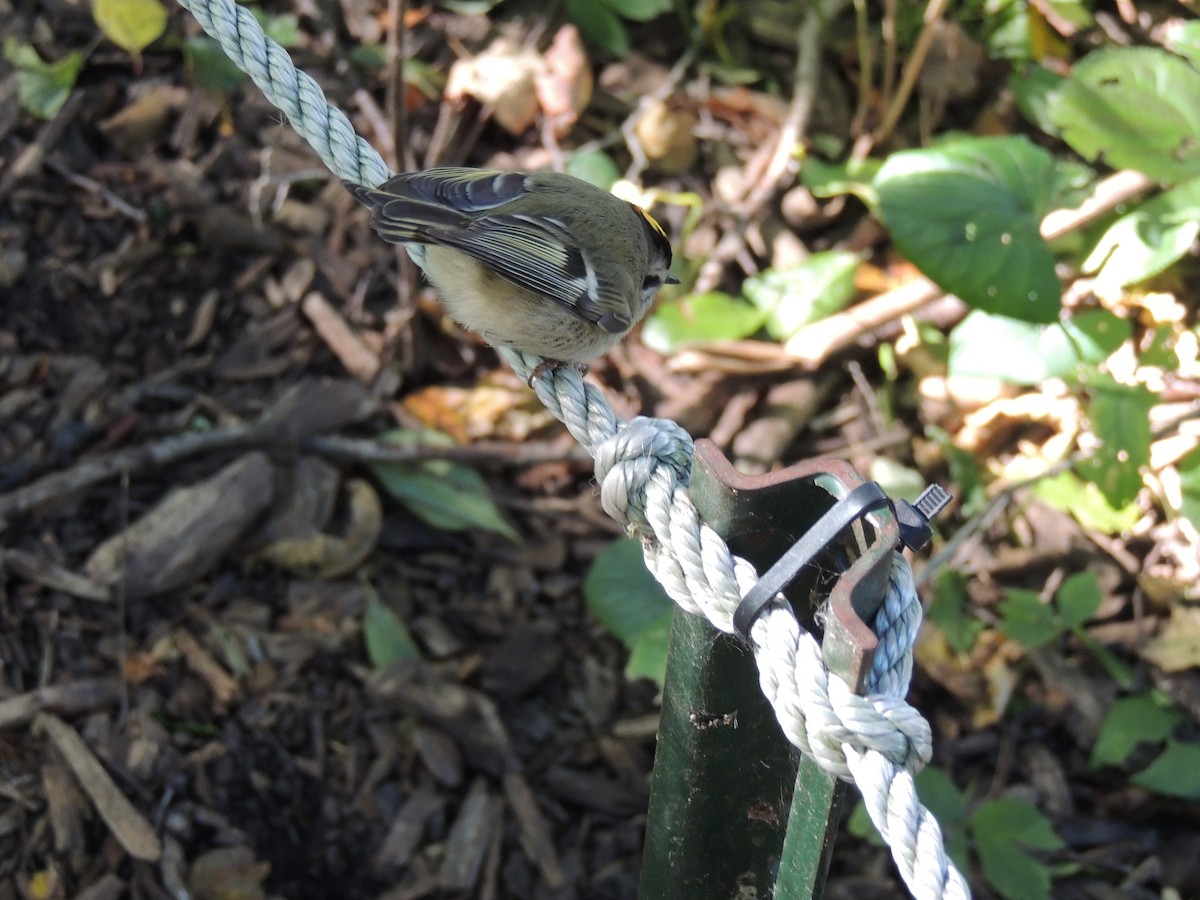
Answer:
[{"xmin": 639, "ymin": 439, "xmax": 910, "ymax": 899}]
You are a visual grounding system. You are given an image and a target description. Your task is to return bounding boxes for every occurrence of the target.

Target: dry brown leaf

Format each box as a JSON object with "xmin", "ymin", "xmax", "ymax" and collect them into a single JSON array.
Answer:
[
  {"xmin": 189, "ymin": 846, "xmax": 270, "ymax": 900},
  {"xmin": 253, "ymin": 478, "xmax": 382, "ymax": 579},
  {"xmin": 915, "ymin": 627, "xmax": 1021, "ymax": 727},
  {"xmin": 399, "ymin": 380, "xmax": 553, "ymax": 442},
  {"xmin": 1141, "ymin": 605, "xmax": 1200, "ymax": 672},
  {"xmin": 955, "ymin": 390, "xmax": 1080, "ymax": 458},
  {"xmin": 535, "ymin": 25, "xmax": 592, "ymax": 139},
  {"xmin": 633, "ymin": 101, "xmax": 697, "ymax": 174},
  {"xmin": 446, "ymin": 39, "xmax": 544, "ymax": 135}
]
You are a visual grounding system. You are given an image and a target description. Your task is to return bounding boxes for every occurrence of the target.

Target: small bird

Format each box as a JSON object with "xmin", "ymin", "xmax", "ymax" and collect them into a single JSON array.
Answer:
[{"xmin": 346, "ymin": 167, "xmax": 679, "ymax": 365}]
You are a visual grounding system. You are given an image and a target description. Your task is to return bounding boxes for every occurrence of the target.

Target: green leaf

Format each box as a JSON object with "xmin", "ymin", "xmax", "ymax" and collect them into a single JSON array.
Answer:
[
  {"xmin": 846, "ymin": 801, "xmax": 885, "ymax": 845},
  {"xmin": 870, "ymin": 457, "xmax": 926, "ymax": 503},
  {"xmin": 3, "ymin": 39, "xmax": 84, "ymax": 120},
  {"xmin": 1083, "ymin": 177, "xmax": 1200, "ymax": 288},
  {"xmin": 1165, "ymin": 20, "xmax": 1200, "ymax": 69},
  {"xmin": 371, "ymin": 429, "xmax": 521, "ymax": 543},
  {"xmin": 185, "ymin": 35, "xmax": 247, "ymax": 94},
  {"xmin": 252, "ymin": 9, "xmax": 300, "ymax": 47},
  {"xmin": 1132, "ymin": 740, "xmax": 1200, "ymax": 799},
  {"xmin": 742, "ymin": 251, "xmax": 860, "ymax": 339},
  {"xmin": 1176, "ymin": 447, "xmax": 1200, "ymax": 532},
  {"xmin": 363, "ymin": 588, "xmax": 421, "ymax": 668},
  {"xmin": 1076, "ymin": 371, "xmax": 1153, "ymax": 508},
  {"xmin": 1032, "ymin": 470, "xmax": 1140, "ymax": 534},
  {"xmin": 999, "ymin": 589, "xmax": 1060, "ymax": 649},
  {"xmin": 93, "ymin": 0, "xmax": 167, "ymax": 54},
  {"xmin": 566, "ymin": 0, "xmax": 630, "ymax": 56},
  {"xmin": 1048, "ymin": 47, "xmax": 1200, "ymax": 183},
  {"xmin": 1040, "ymin": 311, "xmax": 1131, "ymax": 378},
  {"xmin": 800, "ymin": 156, "xmax": 880, "ymax": 203},
  {"xmin": 624, "ymin": 612, "xmax": 673, "ymax": 686},
  {"xmin": 874, "ymin": 136, "xmax": 1061, "ymax": 323},
  {"xmin": 947, "ymin": 312, "xmax": 1043, "ymax": 383},
  {"xmin": 928, "ymin": 570, "xmax": 986, "ymax": 655},
  {"xmin": 583, "ymin": 538, "xmax": 674, "ymax": 646},
  {"xmin": 601, "ymin": 0, "xmax": 673, "ymax": 22},
  {"xmin": 566, "ymin": 150, "xmax": 622, "ymax": 191},
  {"xmin": 1091, "ymin": 693, "xmax": 1182, "ymax": 767},
  {"xmin": 947, "ymin": 310, "xmax": 1129, "ymax": 385},
  {"xmin": 928, "ymin": 425, "xmax": 986, "ymax": 517},
  {"xmin": 971, "ymin": 798, "xmax": 1064, "ymax": 900},
  {"xmin": 1010, "ymin": 63, "xmax": 1066, "ymax": 136},
  {"xmin": 1055, "ymin": 571, "xmax": 1101, "ymax": 630},
  {"xmin": 641, "ymin": 292, "xmax": 767, "ymax": 353},
  {"xmin": 915, "ymin": 768, "xmax": 971, "ymax": 874}
]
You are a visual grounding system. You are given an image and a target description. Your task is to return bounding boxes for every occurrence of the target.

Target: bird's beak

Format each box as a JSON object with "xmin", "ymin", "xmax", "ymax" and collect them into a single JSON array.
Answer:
[{"xmin": 665, "ymin": 274, "xmax": 681, "ymax": 285}]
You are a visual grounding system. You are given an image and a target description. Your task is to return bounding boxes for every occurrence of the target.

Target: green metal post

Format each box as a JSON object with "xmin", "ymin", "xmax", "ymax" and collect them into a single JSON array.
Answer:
[{"xmin": 639, "ymin": 442, "xmax": 899, "ymax": 899}]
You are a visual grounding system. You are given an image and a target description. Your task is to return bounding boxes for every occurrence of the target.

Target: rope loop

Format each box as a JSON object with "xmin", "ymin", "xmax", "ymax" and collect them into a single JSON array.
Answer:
[{"xmin": 595, "ymin": 416, "xmax": 693, "ymax": 529}]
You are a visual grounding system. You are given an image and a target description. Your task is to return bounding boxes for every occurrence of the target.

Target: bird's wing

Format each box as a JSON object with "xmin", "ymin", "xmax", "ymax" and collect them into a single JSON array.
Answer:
[{"xmin": 348, "ymin": 170, "xmax": 632, "ymax": 332}]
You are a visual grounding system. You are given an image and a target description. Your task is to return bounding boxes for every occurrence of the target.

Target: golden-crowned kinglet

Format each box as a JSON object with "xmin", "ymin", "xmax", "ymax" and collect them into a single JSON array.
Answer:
[{"xmin": 347, "ymin": 167, "xmax": 678, "ymax": 363}]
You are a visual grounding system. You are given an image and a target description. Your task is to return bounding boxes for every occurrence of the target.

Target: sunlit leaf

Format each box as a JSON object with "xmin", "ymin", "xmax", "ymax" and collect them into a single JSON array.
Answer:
[
  {"xmin": 800, "ymin": 156, "xmax": 880, "ymax": 202},
  {"xmin": 948, "ymin": 310, "xmax": 1128, "ymax": 384},
  {"xmin": 566, "ymin": 149, "xmax": 622, "ymax": 190},
  {"xmin": 641, "ymin": 291, "xmax": 766, "ymax": 353},
  {"xmin": 1032, "ymin": 470, "xmax": 1140, "ymax": 534},
  {"xmin": 1048, "ymin": 47, "xmax": 1200, "ymax": 182},
  {"xmin": 1076, "ymin": 370, "xmax": 1153, "ymax": 508},
  {"xmin": 1010, "ymin": 64, "xmax": 1066, "ymax": 136},
  {"xmin": 743, "ymin": 251, "xmax": 860, "ymax": 339},
  {"xmin": 1165, "ymin": 20, "xmax": 1200, "ymax": 69},
  {"xmin": 93, "ymin": 0, "xmax": 168, "ymax": 55},
  {"xmin": 1083, "ymin": 177, "xmax": 1200, "ymax": 288},
  {"xmin": 1176, "ymin": 446, "xmax": 1200, "ymax": 531},
  {"xmin": 1141, "ymin": 606, "xmax": 1200, "ymax": 673},
  {"xmin": 874, "ymin": 136, "xmax": 1061, "ymax": 322}
]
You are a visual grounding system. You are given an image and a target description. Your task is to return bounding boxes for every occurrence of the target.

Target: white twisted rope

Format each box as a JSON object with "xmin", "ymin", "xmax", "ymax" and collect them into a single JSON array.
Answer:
[{"xmin": 171, "ymin": 2, "xmax": 970, "ymax": 895}]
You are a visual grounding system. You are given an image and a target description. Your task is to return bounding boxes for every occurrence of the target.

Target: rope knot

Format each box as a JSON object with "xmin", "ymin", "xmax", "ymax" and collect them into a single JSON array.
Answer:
[{"xmin": 595, "ymin": 417, "xmax": 693, "ymax": 529}]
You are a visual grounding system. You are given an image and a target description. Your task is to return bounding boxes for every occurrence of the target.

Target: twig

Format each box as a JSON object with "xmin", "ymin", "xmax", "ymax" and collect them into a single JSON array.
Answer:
[
  {"xmin": 0, "ymin": 425, "xmax": 260, "ymax": 523},
  {"xmin": 0, "ymin": 422, "xmax": 593, "ymax": 525},
  {"xmin": 43, "ymin": 156, "xmax": 148, "ymax": 223},
  {"xmin": 693, "ymin": 0, "xmax": 849, "ymax": 290},
  {"xmin": 739, "ymin": 0, "xmax": 851, "ymax": 214},
  {"xmin": 386, "ymin": 0, "xmax": 415, "ymax": 173},
  {"xmin": 304, "ymin": 434, "xmax": 593, "ymax": 468},
  {"xmin": 872, "ymin": 0, "xmax": 952, "ymax": 148},
  {"xmin": 784, "ymin": 169, "xmax": 1156, "ymax": 368},
  {"xmin": 0, "ymin": 92, "xmax": 86, "ymax": 200}
]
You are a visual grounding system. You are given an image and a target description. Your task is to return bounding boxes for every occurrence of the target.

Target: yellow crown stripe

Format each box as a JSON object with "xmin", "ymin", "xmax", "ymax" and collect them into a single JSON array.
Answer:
[{"xmin": 632, "ymin": 204, "xmax": 669, "ymax": 240}]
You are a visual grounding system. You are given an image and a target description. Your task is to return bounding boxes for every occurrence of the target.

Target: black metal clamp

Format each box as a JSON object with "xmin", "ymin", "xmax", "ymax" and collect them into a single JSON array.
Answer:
[{"xmin": 732, "ymin": 479, "xmax": 953, "ymax": 644}]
